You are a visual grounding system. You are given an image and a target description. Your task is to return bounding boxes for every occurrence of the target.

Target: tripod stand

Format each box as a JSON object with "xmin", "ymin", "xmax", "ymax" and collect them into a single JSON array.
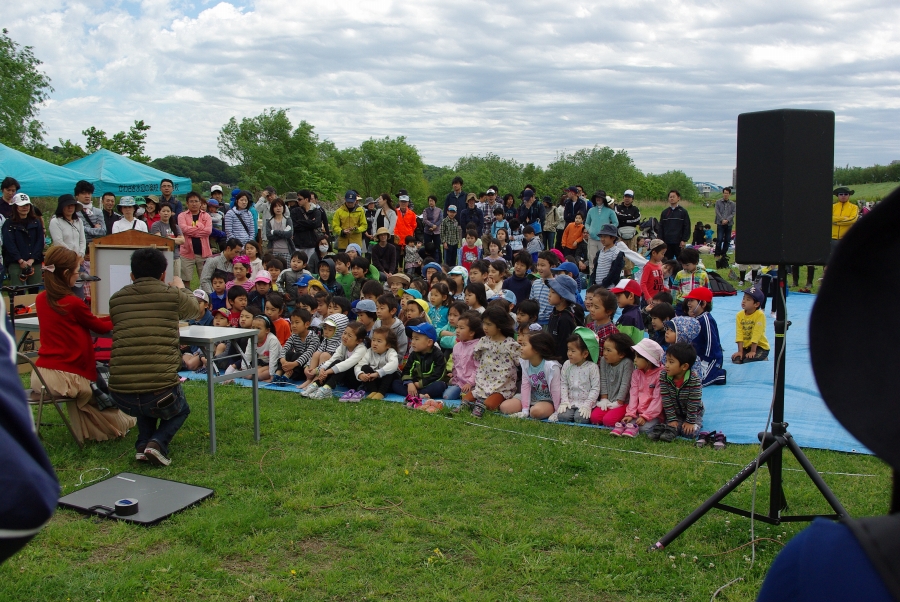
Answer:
[{"xmin": 650, "ymin": 266, "xmax": 848, "ymax": 551}]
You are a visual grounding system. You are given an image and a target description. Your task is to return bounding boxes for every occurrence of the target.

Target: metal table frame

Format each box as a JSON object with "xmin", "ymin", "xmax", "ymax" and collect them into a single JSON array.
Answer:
[{"xmin": 14, "ymin": 318, "xmax": 259, "ymax": 454}]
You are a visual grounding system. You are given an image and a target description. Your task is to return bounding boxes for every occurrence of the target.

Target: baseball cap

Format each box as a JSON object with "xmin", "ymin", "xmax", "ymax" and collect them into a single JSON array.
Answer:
[
  {"xmin": 447, "ymin": 205, "xmax": 457, "ymax": 212},
  {"xmin": 566, "ymin": 186, "xmax": 578, "ymax": 193},
  {"xmin": 407, "ymin": 322, "xmax": 437, "ymax": 341},
  {"xmin": 297, "ymin": 274, "xmax": 313, "ymax": 287},
  {"xmin": 684, "ymin": 287, "xmax": 713, "ymax": 303},
  {"xmin": 398, "ymin": 195, "xmax": 410, "ymax": 203},
  {"xmin": 254, "ymin": 272, "xmax": 272, "ymax": 284},
  {"xmin": 402, "ymin": 288, "xmax": 423, "ymax": 300},
  {"xmin": 192, "ymin": 289, "xmax": 210, "ymax": 303},
  {"xmin": 486, "ymin": 188, "xmax": 497, "ymax": 195},
  {"xmin": 12, "ymin": 193, "xmax": 31, "ymax": 206},
  {"xmin": 522, "ymin": 189, "xmax": 534, "ymax": 199},
  {"xmin": 623, "ymin": 189, "xmax": 634, "ymax": 197},
  {"xmin": 610, "ymin": 278, "xmax": 642, "ymax": 297},
  {"xmin": 207, "ymin": 198, "xmax": 220, "ymax": 207},
  {"xmin": 744, "ymin": 285, "xmax": 765, "ymax": 304},
  {"xmin": 214, "ymin": 307, "xmax": 230, "ymax": 318},
  {"xmin": 648, "ymin": 239, "xmax": 667, "ymax": 251},
  {"xmin": 356, "ymin": 299, "xmax": 377, "ymax": 313},
  {"xmin": 210, "ymin": 185, "xmax": 223, "ymax": 193},
  {"xmin": 344, "ymin": 191, "xmax": 358, "ymax": 202}
]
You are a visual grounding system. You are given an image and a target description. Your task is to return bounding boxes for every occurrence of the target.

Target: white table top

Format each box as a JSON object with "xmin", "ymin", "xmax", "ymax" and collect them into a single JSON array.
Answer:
[{"xmin": 12, "ymin": 316, "xmax": 256, "ymax": 344}]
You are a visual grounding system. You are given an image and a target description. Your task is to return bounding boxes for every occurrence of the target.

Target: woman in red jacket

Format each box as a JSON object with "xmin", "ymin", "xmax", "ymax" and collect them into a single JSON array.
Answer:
[{"xmin": 32, "ymin": 246, "xmax": 136, "ymax": 443}]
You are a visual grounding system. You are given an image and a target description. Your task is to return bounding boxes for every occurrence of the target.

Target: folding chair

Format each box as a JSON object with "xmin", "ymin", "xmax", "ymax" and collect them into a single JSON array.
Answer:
[{"xmin": 18, "ymin": 353, "xmax": 84, "ymax": 449}]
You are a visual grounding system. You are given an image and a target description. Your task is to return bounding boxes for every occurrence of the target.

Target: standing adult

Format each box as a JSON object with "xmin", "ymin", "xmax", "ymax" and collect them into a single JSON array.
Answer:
[
  {"xmin": 225, "ymin": 191, "xmax": 256, "ymax": 246},
  {"xmin": 443, "ymin": 176, "xmax": 466, "ymax": 214},
  {"xmin": 0, "ymin": 177, "xmax": 20, "ymax": 220},
  {"xmin": 421, "ymin": 194, "xmax": 443, "ymax": 257},
  {"xmin": 517, "ymin": 189, "xmax": 545, "ymax": 235},
  {"xmin": 265, "ymin": 197, "xmax": 295, "ymax": 265},
  {"xmin": 458, "ymin": 193, "xmax": 484, "ymax": 237},
  {"xmin": 112, "ymin": 197, "xmax": 148, "ymax": 233},
  {"xmin": 32, "ymin": 246, "xmax": 135, "ymax": 443},
  {"xmin": 291, "ymin": 189, "xmax": 323, "ymax": 272},
  {"xmin": 48, "ymin": 195, "xmax": 86, "ymax": 272},
  {"xmin": 362, "ymin": 197, "xmax": 377, "ymax": 254},
  {"xmin": 480, "ymin": 187, "xmax": 503, "ymax": 240},
  {"xmin": 793, "ymin": 186, "xmax": 860, "ymax": 293},
  {"xmin": 142, "ymin": 195, "xmax": 161, "ymax": 230},
  {"xmin": 159, "ymin": 178, "xmax": 183, "ymax": 215},
  {"xmin": 109, "ymin": 248, "xmax": 201, "ymax": 466},
  {"xmin": 614, "ymin": 189, "xmax": 642, "ymax": 274},
  {"xmin": 178, "ymin": 191, "xmax": 213, "ymax": 284},
  {"xmin": 2, "ymin": 194, "xmax": 44, "ymax": 290},
  {"xmin": 371, "ymin": 193, "xmax": 398, "ymax": 251},
  {"xmin": 714, "ymin": 187, "xmax": 736, "ymax": 261},
  {"xmin": 659, "ymin": 190, "xmax": 691, "ymax": 260},
  {"xmin": 331, "ymin": 191, "xmax": 367, "ymax": 251},
  {"xmin": 562, "ymin": 186, "xmax": 587, "ymax": 230},
  {"xmin": 584, "ymin": 189, "xmax": 619, "ymax": 263},
  {"xmin": 150, "ymin": 203, "xmax": 184, "ymax": 277},
  {"xmin": 394, "ymin": 191, "xmax": 418, "ymax": 247},
  {"xmin": 255, "ymin": 186, "xmax": 276, "ymax": 251},
  {"xmin": 554, "ymin": 195, "xmax": 567, "ymax": 252},
  {"xmin": 74, "ymin": 180, "xmax": 105, "ymax": 247},
  {"xmin": 542, "ymin": 195, "xmax": 558, "ymax": 251},
  {"xmin": 100, "ymin": 192, "xmax": 120, "ymax": 234}
]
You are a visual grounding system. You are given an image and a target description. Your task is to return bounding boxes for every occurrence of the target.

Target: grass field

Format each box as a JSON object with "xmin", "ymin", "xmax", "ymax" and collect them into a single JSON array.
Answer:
[
  {"xmin": 2, "ymin": 380, "xmax": 890, "ymax": 601},
  {"xmin": 843, "ymin": 181, "xmax": 899, "ymax": 201}
]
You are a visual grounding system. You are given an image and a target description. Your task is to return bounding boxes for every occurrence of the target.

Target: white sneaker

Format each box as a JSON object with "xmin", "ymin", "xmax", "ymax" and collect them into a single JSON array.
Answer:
[
  {"xmin": 310, "ymin": 385, "xmax": 332, "ymax": 399},
  {"xmin": 301, "ymin": 383, "xmax": 319, "ymax": 397}
]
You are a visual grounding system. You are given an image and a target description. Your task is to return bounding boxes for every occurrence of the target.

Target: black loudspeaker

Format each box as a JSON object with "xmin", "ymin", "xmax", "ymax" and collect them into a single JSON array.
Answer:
[{"xmin": 735, "ymin": 109, "xmax": 834, "ymax": 265}]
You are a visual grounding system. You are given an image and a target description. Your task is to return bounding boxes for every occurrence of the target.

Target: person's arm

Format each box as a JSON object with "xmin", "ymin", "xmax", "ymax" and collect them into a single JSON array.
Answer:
[
  {"xmin": 354, "ymin": 209, "xmax": 368, "ymax": 234},
  {"xmin": 587, "ymin": 363, "xmax": 601, "ymax": 409},
  {"xmin": 518, "ymin": 360, "xmax": 532, "ymax": 415},
  {"xmin": 169, "ymin": 224, "xmax": 185, "ymax": 245},
  {"xmin": 681, "ymin": 209, "xmax": 691, "ymax": 243},
  {"xmin": 180, "ymin": 212, "xmax": 212, "ymax": 237},
  {"xmin": 833, "ymin": 204, "xmax": 859, "ymax": 226},
  {"xmin": 266, "ymin": 336, "xmax": 282, "ymax": 373},
  {"xmin": 48, "ymin": 219, "xmax": 65, "ymax": 250},
  {"xmin": 69, "ymin": 300, "xmax": 113, "ymax": 334},
  {"xmin": 599, "ymin": 359, "xmax": 610, "ymax": 400},
  {"xmin": 199, "ymin": 257, "xmax": 219, "ymax": 293},
  {"xmin": 684, "ymin": 376, "xmax": 703, "ymax": 425},
  {"xmin": 375, "ymin": 349, "xmax": 399, "ymax": 378},
  {"xmin": 176, "ymin": 286, "xmax": 203, "ymax": 321},
  {"xmin": 613, "ymin": 359, "xmax": 633, "ymax": 404},
  {"xmin": 558, "ymin": 363, "xmax": 570, "ymax": 413},
  {"xmin": 660, "ymin": 373, "xmax": 677, "ymax": 423},
  {"xmin": 330, "ymin": 209, "xmax": 342, "ymax": 237},
  {"xmin": 80, "ymin": 210, "xmax": 106, "ymax": 239},
  {"xmin": 608, "ymin": 208, "xmax": 619, "ymax": 227}
]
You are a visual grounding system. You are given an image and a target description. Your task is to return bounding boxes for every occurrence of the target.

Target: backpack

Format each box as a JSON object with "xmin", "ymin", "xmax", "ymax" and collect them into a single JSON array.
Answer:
[{"xmin": 707, "ymin": 271, "xmax": 736, "ymax": 296}]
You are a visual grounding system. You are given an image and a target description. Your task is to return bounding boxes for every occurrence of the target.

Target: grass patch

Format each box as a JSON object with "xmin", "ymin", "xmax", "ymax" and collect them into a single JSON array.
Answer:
[
  {"xmin": 3, "ymin": 380, "xmax": 889, "ymax": 601},
  {"xmin": 844, "ymin": 181, "xmax": 898, "ymax": 201}
]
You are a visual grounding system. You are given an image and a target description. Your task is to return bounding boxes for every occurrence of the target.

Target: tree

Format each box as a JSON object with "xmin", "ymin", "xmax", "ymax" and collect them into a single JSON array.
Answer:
[
  {"xmin": 217, "ymin": 108, "xmax": 344, "ymax": 200},
  {"xmin": 0, "ymin": 29, "xmax": 53, "ymax": 149},
  {"xmin": 542, "ymin": 146, "xmax": 644, "ymax": 200},
  {"xmin": 339, "ymin": 136, "xmax": 428, "ymax": 207},
  {"xmin": 427, "ymin": 153, "xmax": 538, "ymax": 201},
  {"xmin": 80, "ymin": 120, "xmax": 152, "ymax": 163},
  {"xmin": 150, "ymin": 155, "xmax": 241, "ymax": 185},
  {"xmin": 644, "ymin": 170, "xmax": 699, "ymax": 202}
]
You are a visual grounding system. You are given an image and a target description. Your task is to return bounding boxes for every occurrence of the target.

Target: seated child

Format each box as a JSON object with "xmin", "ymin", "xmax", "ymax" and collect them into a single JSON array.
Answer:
[
  {"xmin": 460, "ymin": 230, "xmax": 480, "ymax": 271},
  {"xmin": 499, "ymin": 332, "xmax": 561, "ymax": 420},
  {"xmin": 298, "ymin": 314, "xmax": 349, "ymax": 389},
  {"xmin": 360, "ymin": 279, "xmax": 384, "ymax": 303},
  {"xmin": 264, "ymin": 292, "xmax": 291, "ymax": 345},
  {"xmin": 392, "ymin": 323, "xmax": 447, "ymax": 400},
  {"xmin": 354, "ymin": 298, "xmax": 378, "ymax": 337},
  {"xmin": 547, "ymin": 275, "xmax": 583, "ymax": 362},
  {"xmin": 591, "ymin": 333, "xmax": 636, "ymax": 427},
  {"xmin": 652, "ymin": 342, "xmax": 704, "ymax": 442},
  {"xmin": 181, "ymin": 290, "xmax": 214, "ymax": 370},
  {"xmin": 464, "ymin": 282, "xmax": 487, "ymax": 314},
  {"xmin": 316, "ymin": 258, "xmax": 344, "ymax": 297},
  {"xmin": 241, "ymin": 315, "xmax": 282, "ymax": 381},
  {"xmin": 354, "ymin": 325, "xmax": 400, "ymax": 400},
  {"xmin": 732, "ymin": 285, "xmax": 770, "ymax": 364},
  {"xmin": 374, "ymin": 294, "xmax": 408, "ymax": 358},
  {"xmin": 350, "ymin": 257, "xmax": 372, "ymax": 300},
  {"xmin": 611, "ymin": 278, "xmax": 645, "ymax": 344},
  {"xmin": 404, "ymin": 236, "xmax": 423, "ymax": 276},
  {"xmin": 642, "ymin": 290, "xmax": 673, "ymax": 329},
  {"xmin": 216, "ymin": 309, "xmax": 255, "ymax": 374},
  {"xmin": 209, "ymin": 274, "xmax": 228, "ymax": 311},
  {"xmin": 683, "ymin": 287, "xmax": 726, "ymax": 386},
  {"xmin": 614, "ymin": 338, "xmax": 665, "ymax": 437},
  {"xmin": 460, "ymin": 306, "xmax": 520, "ymax": 417},
  {"xmin": 551, "ymin": 327, "xmax": 601, "ymax": 424},
  {"xmin": 648, "ymin": 302, "xmax": 676, "ymax": 349},
  {"xmin": 405, "ymin": 299, "xmax": 429, "ymax": 323},
  {"xmin": 427, "ymin": 282, "xmax": 450, "ymax": 331},
  {"xmin": 444, "ymin": 310, "xmax": 482, "ymax": 400},
  {"xmin": 226, "ymin": 256, "xmax": 253, "ymax": 292},
  {"xmin": 334, "ymin": 252, "xmax": 355, "ymax": 297},
  {"xmin": 277, "ymin": 251, "xmax": 311, "ymax": 298},
  {"xmin": 439, "ymin": 301, "xmax": 467, "ymax": 352},
  {"xmin": 523, "ymin": 225, "xmax": 543, "ymax": 263},
  {"xmin": 515, "ymin": 298, "xmax": 539, "ymax": 338},
  {"xmin": 277, "ymin": 308, "xmax": 321, "ymax": 381},
  {"xmin": 247, "ymin": 272, "xmax": 272, "ymax": 315},
  {"xmin": 304, "ymin": 322, "xmax": 368, "ymax": 400},
  {"xmin": 227, "ymin": 287, "xmax": 249, "ymax": 327},
  {"xmin": 266, "ymin": 257, "xmax": 285, "ymax": 292},
  {"xmin": 586, "ymin": 287, "xmax": 619, "ymax": 350}
]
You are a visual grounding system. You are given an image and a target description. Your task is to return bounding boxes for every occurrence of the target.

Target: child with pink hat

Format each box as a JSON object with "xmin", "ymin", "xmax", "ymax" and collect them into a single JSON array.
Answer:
[{"xmin": 610, "ymin": 338, "xmax": 665, "ymax": 438}]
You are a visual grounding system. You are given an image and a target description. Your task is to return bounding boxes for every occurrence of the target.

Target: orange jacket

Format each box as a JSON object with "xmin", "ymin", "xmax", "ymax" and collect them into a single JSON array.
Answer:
[
  {"xmin": 394, "ymin": 208, "xmax": 418, "ymax": 244},
  {"xmin": 562, "ymin": 222, "xmax": 584, "ymax": 250}
]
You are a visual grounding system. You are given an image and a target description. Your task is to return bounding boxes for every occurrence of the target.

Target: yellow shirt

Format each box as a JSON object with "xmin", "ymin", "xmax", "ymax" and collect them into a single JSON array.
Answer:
[
  {"xmin": 832, "ymin": 201, "xmax": 858, "ymax": 240},
  {"xmin": 735, "ymin": 309, "xmax": 770, "ymax": 350}
]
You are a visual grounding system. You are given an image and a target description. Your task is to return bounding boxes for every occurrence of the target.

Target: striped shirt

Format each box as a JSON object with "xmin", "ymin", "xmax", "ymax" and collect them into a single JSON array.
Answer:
[
  {"xmin": 529, "ymin": 278, "xmax": 553, "ymax": 325},
  {"xmin": 594, "ymin": 246, "xmax": 620, "ymax": 285},
  {"xmin": 660, "ymin": 370, "xmax": 704, "ymax": 424}
]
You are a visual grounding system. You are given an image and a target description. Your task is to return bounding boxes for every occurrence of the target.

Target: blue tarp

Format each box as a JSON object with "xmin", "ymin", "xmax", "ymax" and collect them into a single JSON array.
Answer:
[
  {"xmin": 65, "ymin": 149, "xmax": 191, "ymax": 197},
  {"xmin": 0, "ymin": 143, "xmax": 99, "ymax": 197}
]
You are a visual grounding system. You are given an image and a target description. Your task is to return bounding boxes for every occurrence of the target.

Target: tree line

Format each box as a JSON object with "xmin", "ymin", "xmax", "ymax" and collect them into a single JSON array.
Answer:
[{"xmin": 833, "ymin": 163, "xmax": 900, "ymax": 186}]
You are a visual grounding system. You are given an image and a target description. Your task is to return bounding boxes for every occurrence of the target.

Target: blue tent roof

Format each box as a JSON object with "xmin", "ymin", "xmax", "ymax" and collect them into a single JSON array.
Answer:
[
  {"xmin": 65, "ymin": 149, "xmax": 191, "ymax": 197},
  {"xmin": 0, "ymin": 142, "xmax": 99, "ymax": 197}
]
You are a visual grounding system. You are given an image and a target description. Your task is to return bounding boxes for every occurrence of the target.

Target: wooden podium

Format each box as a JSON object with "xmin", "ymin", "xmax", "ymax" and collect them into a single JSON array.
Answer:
[{"xmin": 90, "ymin": 231, "xmax": 177, "ymax": 315}]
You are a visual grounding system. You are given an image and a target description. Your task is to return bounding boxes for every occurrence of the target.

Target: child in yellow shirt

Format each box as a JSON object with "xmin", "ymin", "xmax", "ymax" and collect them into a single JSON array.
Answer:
[{"xmin": 732, "ymin": 285, "xmax": 770, "ymax": 364}]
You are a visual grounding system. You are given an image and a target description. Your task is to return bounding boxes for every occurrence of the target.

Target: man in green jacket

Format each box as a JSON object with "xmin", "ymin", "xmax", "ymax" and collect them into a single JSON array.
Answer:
[{"xmin": 109, "ymin": 248, "xmax": 201, "ymax": 466}]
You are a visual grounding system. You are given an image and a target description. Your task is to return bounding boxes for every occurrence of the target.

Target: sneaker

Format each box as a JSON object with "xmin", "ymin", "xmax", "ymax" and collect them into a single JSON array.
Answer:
[
  {"xmin": 452, "ymin": 400, "xmax": 473, "ymax": 414},
  {"xmin": 367, "ymin": 392, "xmax": 384, "ymax": 400},
  {"xmin": 405, "ymin": 395, "xmax": 422, "ymax": 409},
  {"xmin": 609, "ymin": 422, "xmax": 627, "ymax": 436},
  {"xmin": 696, "ymin": 430, "xmax": 713, "ymax": 448},
  {"xmin": 349, "ymin": 390, "xmax": 365, "ymax": 402},
  {"xmin": 713, "ymin": 433, "xmax": 727, "ymax": 450},
  {"xmin": 195, "ymin": 367, "xmax": 208, "ymax": 375},
  {"xmin": 659, "ymin": 425, "xmax": 678, "ymax": 443},
  {"xmin": 622, "ymin": 422, "xmax": 639, "ymax": 438},
  {"xmin": 144, "ymin": 441, "xmax": 171, "ymax": 466},
  {"xmin": 472, "ymin": 402, "xmax": 485, "ymax": 418},
  {"xmin": 339, "ymin": 389, "xmax": 358, "ymax": 402},
  {"xmin": 301, "ymin": 383, "xmax": 319, "ymax": 397},
  {"xmin": 647, "ymin": 423, "xmax": 667, "ymax": 441},
  {"xmin": 309, "ymin": 385, "xmax": 332, "ymax": 399},
  {"xmin": 135, "ymin": 451, "xmax": 148, "ymax": 462}
]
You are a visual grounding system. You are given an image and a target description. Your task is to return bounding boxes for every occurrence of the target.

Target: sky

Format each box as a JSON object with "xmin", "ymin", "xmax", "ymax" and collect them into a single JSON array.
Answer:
[{"xmin": 6, "ymin": 0, "xmax": 900, "ymax": 185}]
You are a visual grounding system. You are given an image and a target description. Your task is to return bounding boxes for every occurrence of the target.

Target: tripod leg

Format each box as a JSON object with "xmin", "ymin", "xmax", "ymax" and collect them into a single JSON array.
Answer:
[
  {"xmin": 650, "ymin": 440, "xmax": 786, "ymax": 551},
  {"xmin": 784, "ymin": 434, "xmax": 850, "ymax": 519}
]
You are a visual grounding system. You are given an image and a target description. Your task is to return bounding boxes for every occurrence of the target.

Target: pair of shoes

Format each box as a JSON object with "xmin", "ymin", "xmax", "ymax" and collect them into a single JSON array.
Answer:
[
  {"xmin": 452, "ymin": 400, "xmax": 473, "ymax": 414},
  {"xmin": 405, "ymin": 395, "xmax": 422, "ymax": 409},
  {"xmin": 339, "ymin": 390, "xmax": 365, "ymax": 402},
  {"xmin": 659, "ymin": 425, "xmax": 678, "ymax": 443},
  {"xmin": 195, "ymin": 367, "xmax": 208, "ymax": 375},
  {"xmin": 143, "ymin": 441, "xmax": 171, "ymax": 466},
  {"xmin": 271, "ymin": 374, "xmax": 290, "ymax": 384},
  {"xmin": 798, "ymin": 287, "xmax": 812, "ymax": 293},
  {"xmin": 647, "ymin": 423, "xmax": 667, "ymax": 441},
  {"xmin": 610, "ymin": 422, "xmax": 627, "ymax": 436},
  {"xmin": 472, "ymin": 402, "xmax": 485, "ymax": 418},
  {"xmin": 696, "ymin": 430, "xmax": 717, "ymax": 448},
  {"xmin": 622, "ymin": 422, "xmax": 639, "ymax": 438},
  {"xmin": 419, "ymin": 399, "xmax": 444, "ymax": 413},
  {"xmin": 713, "ymin": 432, "xmax": 727, "ymax": 450},
  {"xmin": 300, "ymin": 383, "xmax": 319, "ymax": 397},
  {"xmin": 308, "ymin": 385, "xmax": 332, "ymax": 399},
  {"xmin": 367, "ymin": 392, "xmax": 384, "ymax": 400}
]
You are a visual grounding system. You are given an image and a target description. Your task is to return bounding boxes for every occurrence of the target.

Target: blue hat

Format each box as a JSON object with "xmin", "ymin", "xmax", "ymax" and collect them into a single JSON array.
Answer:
[
  {"xmin": 551, "ymin": 261, "xmax": 580, "ymax": 280},
  {"xmin": 547, "ymin": 274, "xmax": 579, "ymax": 305},
  {"xmin": 402, "ymin": 288, "xmax": 423, "ymax": 300},
  {"xmin": 447, "ymin": 205, "xmax": 457, "ymax": 212},
  {"xmin": 346, "ymin": 243, "xmax": 363, "ymax": 255},
  {"xmin": 207, "ymin": 198, "xmax": 220, "ymax": 207},
  {"xmin": 489, "ymin": 289, "xmax": 517, "ymax": 305},
  {"xmin": 297, "ymin": 274, "xmax": 312, "ymax": 287},
  {"xmin": 356, "ymin": 299, "xmax": 377, "ymax": 313},
  {"xmin": 421, "ymin": 262, "xmax": 442, "ymax": 277},
  {"xmin": 344, "ymin": 191, "xmax": 358, "ymax": 202},
  {"xmin": 408, "ymin": 322, "xmax": 437, "ymax": 341},
  {"xmin": 744, "ymin": 285, "xmax": 765, "ymax": 304}
]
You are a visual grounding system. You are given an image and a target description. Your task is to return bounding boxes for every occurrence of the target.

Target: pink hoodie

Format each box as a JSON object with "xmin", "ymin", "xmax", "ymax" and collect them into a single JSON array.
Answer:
[
  {"xmin": 451, "ymin": 338, "xmax": 479, "ymax": 387},
  {"xmin": 626, "ymin": 365, "xmax": 664, "ymax": 421}
]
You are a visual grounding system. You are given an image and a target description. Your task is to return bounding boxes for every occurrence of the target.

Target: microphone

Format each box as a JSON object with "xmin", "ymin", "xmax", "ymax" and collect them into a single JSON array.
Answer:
[{"xmin": 78, "ymin": 275, "xmax": 102, "ymax": 282}]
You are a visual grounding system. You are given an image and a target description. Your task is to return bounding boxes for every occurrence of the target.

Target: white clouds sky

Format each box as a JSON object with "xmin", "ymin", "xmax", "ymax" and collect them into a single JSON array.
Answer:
[{"xmin": 6, "ymin": 0, "xmax": 900, "ymax": 183}]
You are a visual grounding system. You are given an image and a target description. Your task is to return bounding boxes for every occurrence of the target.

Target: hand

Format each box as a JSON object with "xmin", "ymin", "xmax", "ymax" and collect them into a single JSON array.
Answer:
[
  {"xmin": 578, "ymin": 405, "xmax": 591, "ymax": 419},
  {"xmin": 598, "ymin": 397, "xmax": 609, "ymax": 410},
  {"xmin": 461, "ymin": 384, "xmax": 472, "ymax": 395},
  {"xmin": 682, "ymin": 423, "xmax": 697, "ymax": 436},
  {"xmin": 512, "ymin": 411, "xmax": 527, "ymax": 419},
  {"xmin": 304, "ymin": 366, "xmax": 315, "ymax": 378},
  {"xmin": 170, "ymin": 276, "xmax": 185, "ymax": 289},
  {"xmin": 621, "ymin": 416, "xmax": 633, "ymax": 424},
  {"xmin": 407, "ymin": 383, "xmax": 417, "ymax": 396},
  {"xmin": 443, "ymin": 243, "xmax": 448, "ymax": 249},
  {"xmin": 557, "ymin": 403, "xmax": 569, "ymax": 414},
  {"xmin": 679, "ymin": 241, "xmax": 685, "ymax": 248},
  {"xmin": 547, "ymin": 413, "xmax": 559, "ymax": 423},
  {"xmin": 636, "ymin": 417, "xmax": 646, "ymax": 426},
  {"xmin": 731, "ymin": 351, "xmax": 742, "ymax": 361},
  {"xmin": 668, "ymin": 421, "xmax": 679, "ymax": 429},
  {"xmin": 746, "ymin": 350, "xmax": 756, "ymax": 359}
]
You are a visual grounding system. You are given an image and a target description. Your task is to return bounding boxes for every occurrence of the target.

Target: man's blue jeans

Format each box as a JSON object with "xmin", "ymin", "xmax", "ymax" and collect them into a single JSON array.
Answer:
[
  {"xmin": 715, "ymin": 224, "xmax": 732, "ymax": 256},
  {"xmin": 111, "ymin": 384, "xmax": 190, "ymax": 455}
]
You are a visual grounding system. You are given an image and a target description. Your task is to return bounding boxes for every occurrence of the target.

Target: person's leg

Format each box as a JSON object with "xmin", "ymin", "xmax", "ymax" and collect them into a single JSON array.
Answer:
[
  {"xmin": 637, "ymin": 417, "xmax": 661, "ymax": 434},
  {"xmin": 373, "ymin": 372, "xmax": 398, "ymax": 396},
  {"xmin": 443, "ymin": 385, "xmax": 462, "ymax": 400},
  {"xmin": 742, "ymin": 347, "xmax": 770, "ymax": 363},
  {"xmin": 391, "ymin": 378, "xmax": 408, "ymax": 396},
  {"xmin": 110, "ymin": 391, "xmax": 160, "ymax": 454},
  {"xmin": 557, "ymin": 407, "xmax": 577, "ymax": 422},
  {"xmin": 589, "ymin": 407, "xmax": 606, "ymax": 425},
  {"xmin": 419, "ymin": 380, "xmax": 448, "ymax": 398},
  {"xmin": 483, "ymin": 392, "xmax": 504, "ymax": 411},
  {"xmin": 146, "ymin": 385, "xmax": 191, "ymax": 457},
  {"xmin": 601, "ymin": 404, "xmax": 628, "ymax": 427},
  {"xmin": 499, "ymin": 397, "xmax": 523, "ymax": 415},
  {"xmin": 574, "ymin": 407, "xmax": 592, "ymax": 424},
  {"xmin": 587, "ymin": 238, "xmax": 602, "ymax": 267},
  {"xmin": 529, "ymin": 401, "xmax": 555, "ymax": 420},
  {"xmin": 806, "ymin": 265, "xmax": 815, "ymax": 288}
]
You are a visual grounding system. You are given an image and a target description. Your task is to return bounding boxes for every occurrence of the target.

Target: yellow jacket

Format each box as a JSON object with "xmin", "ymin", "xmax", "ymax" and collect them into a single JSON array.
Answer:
[
  {"xmin": 331, "ymin": 204, "xmax": 367, "ymax": 248},
  {"xmin": 832, "ymin": 201, "xmax": 858, "ymax": 240}
]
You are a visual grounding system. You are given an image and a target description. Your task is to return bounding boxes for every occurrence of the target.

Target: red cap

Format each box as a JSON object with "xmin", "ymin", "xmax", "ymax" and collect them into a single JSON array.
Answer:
[
  {"xmin": 683, "ymin": 287, "xmax": 713, "ymax": 303},
  {"xmin": 610, "ymin": 278, "xmax": 642, "ymax": 296}
]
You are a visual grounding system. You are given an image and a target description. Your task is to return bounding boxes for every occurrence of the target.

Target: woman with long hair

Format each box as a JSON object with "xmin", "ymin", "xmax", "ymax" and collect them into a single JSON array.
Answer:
[
  {"xmin": 150, "ymin": 202, "xmax": 185, "ymax": 276},
  {"xmin": 2, "ymin": 193, "xmax": 45, "ymax": 291},
  {"xmin": 49, "ymin": 194, "xmax": 86, "ymax": 258},
  {"xmin": 32, "ymin": 246, "xmax": 136, "ymax": 443},
  {"xmin": 371, "ymin": 193, "xmax": 397, "ymax": 241}
]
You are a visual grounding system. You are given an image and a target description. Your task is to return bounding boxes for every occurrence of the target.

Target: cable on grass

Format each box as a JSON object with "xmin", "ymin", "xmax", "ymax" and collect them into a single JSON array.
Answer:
[
  {"xmin": 259, "ymin": 446, "xmax": 286, "ymax": 490},
  {"xmin": 703, "ymin": 538, "xmax": 784, "ymax": 557},
  {"xmin": 74, "ymin": 467, "xmax": 110, "ymax": 487},
  {"xmin": 710, "ymin": 577, "xmax": 743, "ymax": 601}
]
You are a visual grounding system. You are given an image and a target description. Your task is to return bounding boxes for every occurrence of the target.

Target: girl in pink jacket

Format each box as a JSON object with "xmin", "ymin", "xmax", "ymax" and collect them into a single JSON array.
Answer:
[
  {"xmin": 499, "ymin": 333, "xmax": 561, "ymax": 420},
  {"xmin": 443, "ymin": 311, "xmax": 483, "ymax": 401},
  {"xmin": 611, "ymin": 338, "xmax": 664, "ymax": 438}
]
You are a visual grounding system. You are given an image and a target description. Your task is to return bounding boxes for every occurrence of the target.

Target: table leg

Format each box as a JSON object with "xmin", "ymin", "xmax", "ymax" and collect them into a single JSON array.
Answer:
[
  {"xmin": 207, "ymin": 341, "xmax": 216, "ymax": 455},
  {"xmin": 252, "ymin": 333, "xmax": 260, "ymax": 442}
]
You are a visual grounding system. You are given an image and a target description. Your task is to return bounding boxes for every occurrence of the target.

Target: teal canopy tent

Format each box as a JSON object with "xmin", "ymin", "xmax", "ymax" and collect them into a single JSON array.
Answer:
[
  {"xmin": 66, "ymin": 149, "xmax": 191, "ymax": 197},
  {"xmin": 0, "ymin": 143, "xmax": 98, "ymax": 197}
]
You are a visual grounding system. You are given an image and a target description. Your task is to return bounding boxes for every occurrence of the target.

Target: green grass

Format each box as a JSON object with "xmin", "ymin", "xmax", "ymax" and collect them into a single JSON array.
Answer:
[
  {"xmin": 3, "ymin": 381, "xmax": 890, "ymax": 601},
  {"xmin": 844, "ymin": 181, "xmax": 898, "ymax": 201}
]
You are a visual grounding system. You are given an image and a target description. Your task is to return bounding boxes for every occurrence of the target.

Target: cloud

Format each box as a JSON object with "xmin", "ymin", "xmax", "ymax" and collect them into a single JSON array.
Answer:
[{"xmin": 7, "ymin": 0, "xmax": 900, "ymax": 183}]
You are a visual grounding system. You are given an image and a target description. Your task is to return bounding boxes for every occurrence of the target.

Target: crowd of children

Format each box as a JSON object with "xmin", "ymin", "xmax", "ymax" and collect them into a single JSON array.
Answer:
[{"xmin": 179, "ymin": 232, "xmax": 774, "ymax": 447}]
